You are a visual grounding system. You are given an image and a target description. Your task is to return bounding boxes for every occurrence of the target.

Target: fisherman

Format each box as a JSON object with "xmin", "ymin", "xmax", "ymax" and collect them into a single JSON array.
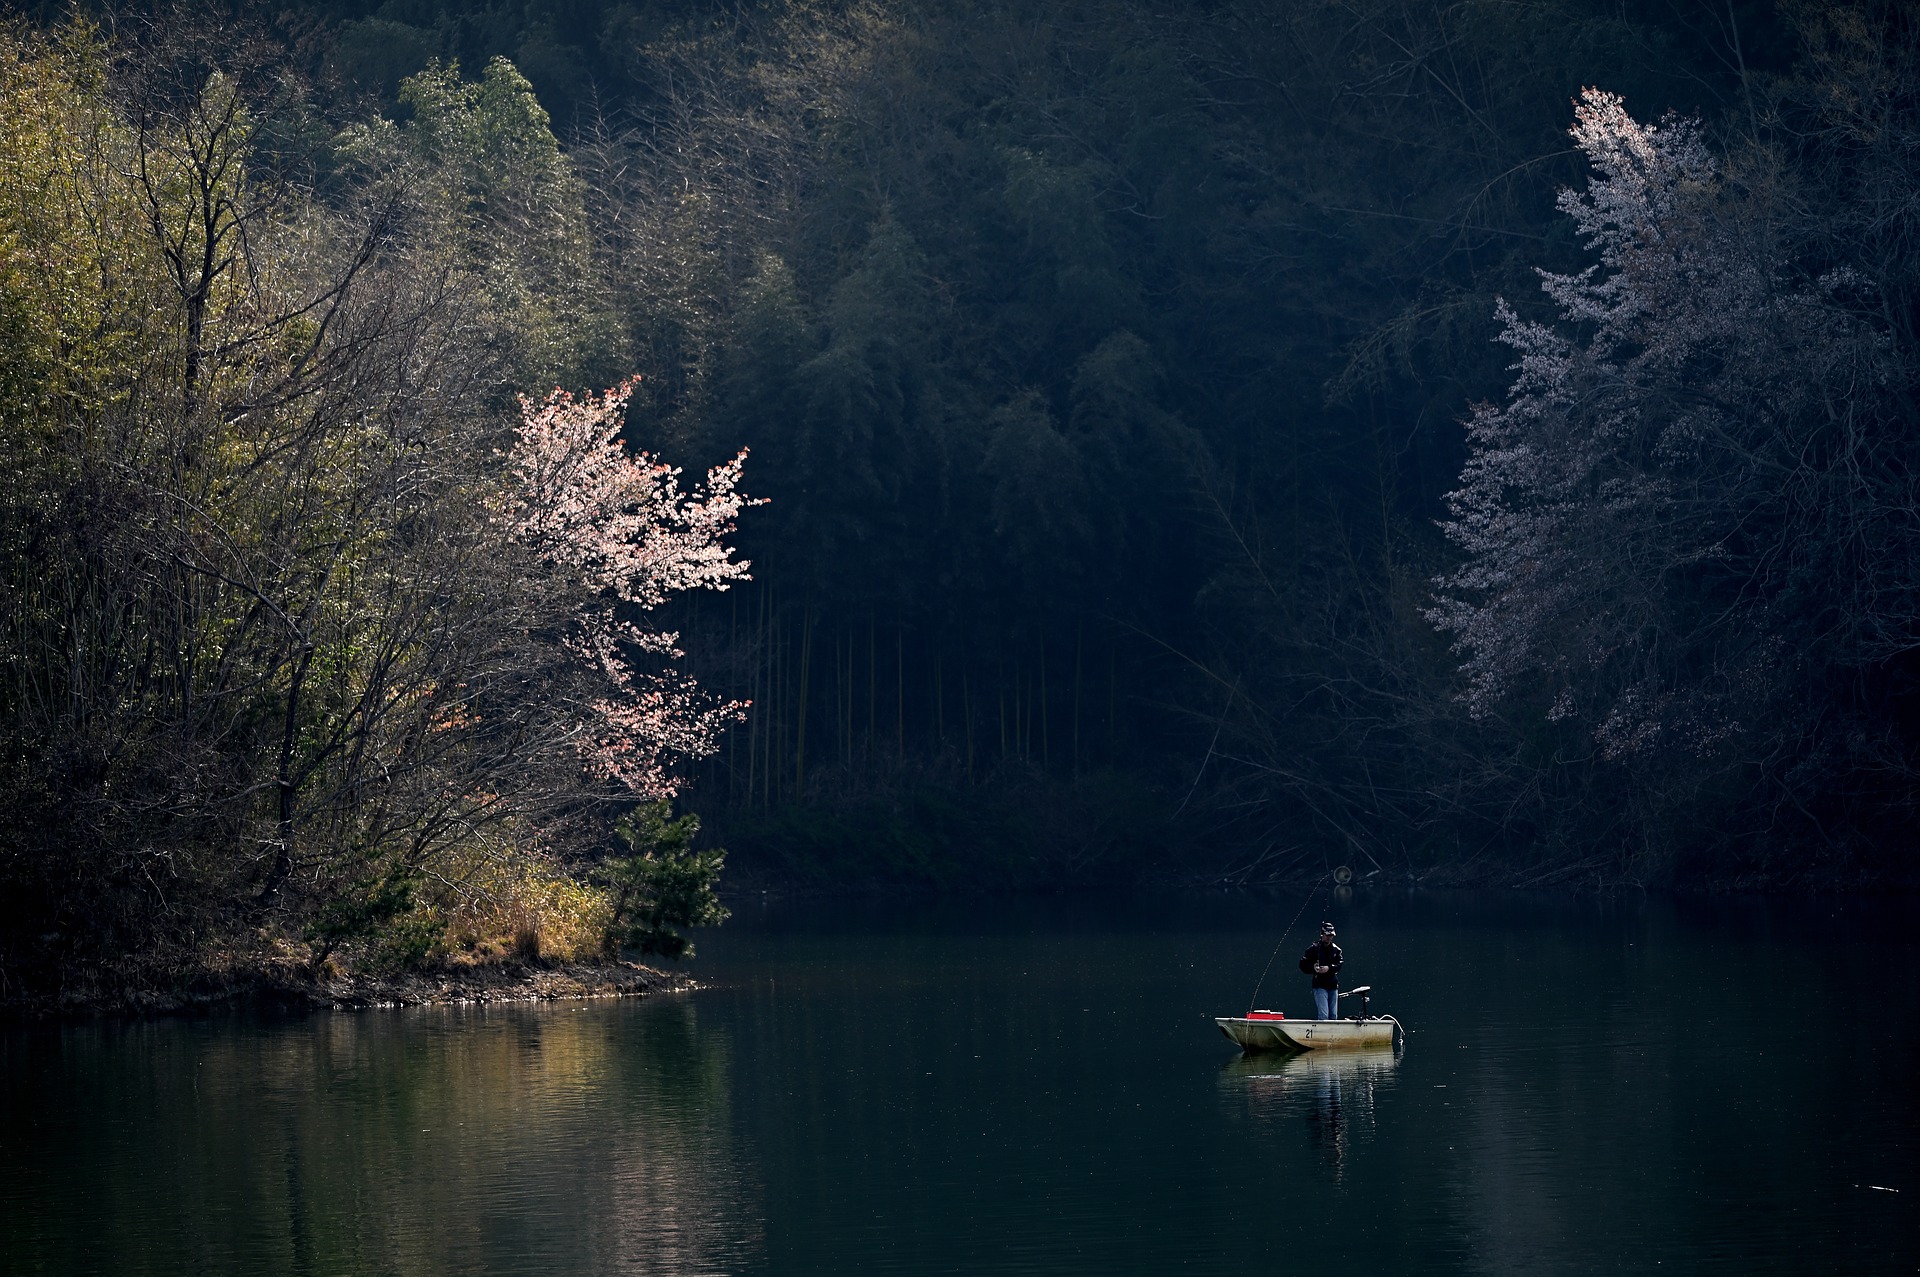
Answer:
[{"xmin": 1299, "ymin": 922, "xmax": 1343, "ymax": 1020}]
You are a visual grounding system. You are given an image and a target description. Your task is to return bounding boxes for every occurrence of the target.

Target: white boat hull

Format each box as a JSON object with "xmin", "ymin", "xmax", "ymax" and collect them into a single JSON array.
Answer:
[{"xmin": 1216, "ymin": 1016, "xmax": 1396, "ymax": 1052}]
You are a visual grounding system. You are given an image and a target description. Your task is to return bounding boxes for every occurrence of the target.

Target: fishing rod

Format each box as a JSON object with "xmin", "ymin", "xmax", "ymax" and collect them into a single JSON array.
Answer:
[{"xmin": 1243, "ymin": 870, "xmax": 1330, "ymax": 1015}]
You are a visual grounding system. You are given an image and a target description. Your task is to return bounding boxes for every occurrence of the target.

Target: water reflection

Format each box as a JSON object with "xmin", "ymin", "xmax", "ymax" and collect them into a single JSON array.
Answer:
[
  {"xmin": 7, "ymin": 891, "xmax": 1918, "ymax": 1276},
  {"xmin": 600, "ymin": 1001, "xmax": 762, "ymax": 1275},
  {"xmin": 0, "ymin": 998, "xmax": 761, "ymax": 1276},
  {"xmin": 1220, "ymin": 1049, "xmax": 1400, "ymax": 1181}
]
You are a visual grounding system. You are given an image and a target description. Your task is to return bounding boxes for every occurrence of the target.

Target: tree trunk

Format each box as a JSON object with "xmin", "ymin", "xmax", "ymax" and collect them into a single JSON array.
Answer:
[
  {"xmin": 795, "ymin": 608, "xmax": 813, "ymax": 798},
  {"xmin": 963, "ymin": 667, "xmax": 974, "ymax": 779},
  {"xmin": 1039, "ymin": 633, "xmax": 1049, "ymax": 768},
  {"xmin": 264, "ymin": 640, "xmax": 315, "ymax": 901},
  {"xmin": 747, "ymin": 588, "xmax": 763, "ymax": 807},
  {"xmin": 1073, "ymin": 624, "xmax": 1083, "ymax": 774}
]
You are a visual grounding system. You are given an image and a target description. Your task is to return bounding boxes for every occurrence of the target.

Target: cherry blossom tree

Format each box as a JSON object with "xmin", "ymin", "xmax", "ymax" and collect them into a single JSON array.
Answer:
[
  {"xmin": 1431, "ymin": 87, "xmax": 1913, "ymax": 791},
  {"xmin": 503, "ymin": 379, "xmax": 760, "ymax": 797}
]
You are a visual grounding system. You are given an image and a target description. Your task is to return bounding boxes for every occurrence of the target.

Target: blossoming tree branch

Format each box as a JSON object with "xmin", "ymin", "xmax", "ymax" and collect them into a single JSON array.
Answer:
[
  {"xmin": 1431, "ymin": 88, "xmax": 1900, "ymax": 774},
  {"xmin": 504, "ymin": 378, "xmax": 763, "ymax": 799}
]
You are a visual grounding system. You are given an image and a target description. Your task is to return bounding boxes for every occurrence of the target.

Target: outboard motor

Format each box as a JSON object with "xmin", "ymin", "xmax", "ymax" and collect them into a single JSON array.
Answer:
[{"xmin": 1339, "ymin": 985, "xmax": 1372, "ymax": 1019}]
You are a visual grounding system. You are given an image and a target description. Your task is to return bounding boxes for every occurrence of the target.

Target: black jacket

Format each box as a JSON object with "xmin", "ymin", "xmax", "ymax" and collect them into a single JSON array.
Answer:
[{"xmin": 1299, "ymin": 939, "xmax": 1343, "ymax": 990}]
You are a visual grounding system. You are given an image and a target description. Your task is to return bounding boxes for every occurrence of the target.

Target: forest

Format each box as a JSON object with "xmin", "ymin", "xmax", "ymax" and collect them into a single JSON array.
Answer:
[{"xmin": 2, "ymin": 0, "xmax": 1916, "ymax": 1002}]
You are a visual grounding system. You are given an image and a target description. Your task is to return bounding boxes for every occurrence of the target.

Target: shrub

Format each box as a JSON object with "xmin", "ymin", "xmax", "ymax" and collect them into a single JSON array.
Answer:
[{"xmin": 601, "ymin": 802, "xmax": 728, "ymax": 958}]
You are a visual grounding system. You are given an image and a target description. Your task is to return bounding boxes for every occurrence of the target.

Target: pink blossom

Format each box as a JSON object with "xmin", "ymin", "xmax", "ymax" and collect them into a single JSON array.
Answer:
[
  {"xmin": 1429, "ymin": 89, "xmax": 1886, "ymax": 758},
  {"xmin": 504, "ymin": 380, "xmax": 761, "ymax": 795}
]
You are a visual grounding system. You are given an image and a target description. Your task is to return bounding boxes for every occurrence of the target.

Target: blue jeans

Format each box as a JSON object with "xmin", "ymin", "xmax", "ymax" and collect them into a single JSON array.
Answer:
[{"xmin": 1314, "ymin": 987, "xmax": 1339, "ymax": 1020}]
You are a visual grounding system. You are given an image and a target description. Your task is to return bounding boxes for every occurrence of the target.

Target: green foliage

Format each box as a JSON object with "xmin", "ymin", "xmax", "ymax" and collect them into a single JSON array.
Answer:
[
  {"xmin": 306, "ymin": 868, "xmax": 441, "ymax": 973},
  {"xmin": 359, "ymin": 55, "xmax": 626, "ymax": 391},
  {"xmin": 0, "ymin": 23, "xmax": 740, "ymax": 1001},
  {"xmin": 6, "ymin": 0, "xmax": 1916, "ymax": 944},
  {"xmin": 602, "ymin": 803, "xmax": 729, "ymax": 958}
]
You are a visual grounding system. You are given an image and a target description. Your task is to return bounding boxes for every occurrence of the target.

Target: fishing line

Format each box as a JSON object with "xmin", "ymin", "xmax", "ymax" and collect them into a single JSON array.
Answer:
[{"xmin": 1244, "ymin": 870, "xmax": 1329, "ymax": 1015}]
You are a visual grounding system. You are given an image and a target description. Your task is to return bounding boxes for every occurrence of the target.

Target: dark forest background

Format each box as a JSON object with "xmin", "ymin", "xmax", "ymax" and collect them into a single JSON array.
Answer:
[{"xmin": 5, "ymin": 0, "xmax": 1917, "ymax": 999}]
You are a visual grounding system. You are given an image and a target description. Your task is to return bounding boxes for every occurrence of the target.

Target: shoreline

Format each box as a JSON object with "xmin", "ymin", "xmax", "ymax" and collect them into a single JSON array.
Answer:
[{"xmin": 0, "ymin": 958, "xmax": 692, "ymax": 1021}]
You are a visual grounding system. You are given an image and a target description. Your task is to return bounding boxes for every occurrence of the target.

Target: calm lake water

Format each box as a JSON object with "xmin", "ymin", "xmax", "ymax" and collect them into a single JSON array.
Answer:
[{"xmin": 3, "ymin": 890, "xmax": 1916, "ymax": 1275}]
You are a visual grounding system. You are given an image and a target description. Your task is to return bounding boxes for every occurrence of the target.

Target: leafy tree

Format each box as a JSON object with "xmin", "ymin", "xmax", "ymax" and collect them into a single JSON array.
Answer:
[
  {"xmin": 0, "ymin": 24, "xmax": 761, "ymax": 995},
  {"xmin": 345, "ymin": 55, "xmax": 626, "ymax": 391},
  {"xmin": 1431, "ymin": 88, "xmax": 1917, "ymax": 874},
  {"xmin": 601, "ymin": 801, "xmax": 728, "ymax": 958},
  {"xmin": 21, "ymin": 0, "xmax": 1911, "ymax": 897},
  {"xmin": 1065, "ymin": 332, "xmax": 1207, "ymax": 620},
  {"xmin": 984, "ymin": 387, "xmax": 1092, "ymax": 597},
  {"xmin": 789, "ymin": 218, "xmax": 950, "ymax": 607}
]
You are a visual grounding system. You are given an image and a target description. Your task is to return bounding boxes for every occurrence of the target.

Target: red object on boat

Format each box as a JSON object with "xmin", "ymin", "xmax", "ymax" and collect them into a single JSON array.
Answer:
[{"xmin": 1246, "ymin": 1010, "xmax": 1285, "ymax": 1020}]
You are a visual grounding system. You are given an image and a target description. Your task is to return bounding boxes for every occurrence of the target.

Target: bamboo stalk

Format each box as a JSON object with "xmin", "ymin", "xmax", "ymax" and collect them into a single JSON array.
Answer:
[
  {"xmin": 760, "ymin": 599, "xmax": 775, "ymax": 802},
  {"xmin": 963, "ymin": 666, "xmax": 973, "ymax": 779},
  {"xmin": 1000, "ymin": 689, "xmax": 1007, "ymax": 761},
  {"xmin": 1018, "ymin": 664, "xmax": 1028, "ymax": 761},
  {"xmin": 796, "ymin": 607, "xmax": 813, "ymax": 797},
  {"xmin": 1108, "ymin": 643, "xmax": 1117, "ymax": 745},
  {"xmin": 1072, "ymin": 623, "xmax": 1083, "ymax": 774},
  {"xmin": 728, "ymin": 594, "xmax": 737, "ymax": 802},
  {"xmin": 1039, "ymin": 632, "xmax": 1049, "ymax": 768},
  {"xmin": 757, "ymin": 594, "xmax": 769, "ymax": 807},
  {"xmin": 747, "ymin": 587, "xmax": 762, "ymax": 806}
]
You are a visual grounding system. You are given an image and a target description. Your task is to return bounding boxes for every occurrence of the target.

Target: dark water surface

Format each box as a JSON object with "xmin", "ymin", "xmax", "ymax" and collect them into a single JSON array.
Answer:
[{"xmin": 4, "ymin": 891, "xmax": 1917, "ymax": 1274}]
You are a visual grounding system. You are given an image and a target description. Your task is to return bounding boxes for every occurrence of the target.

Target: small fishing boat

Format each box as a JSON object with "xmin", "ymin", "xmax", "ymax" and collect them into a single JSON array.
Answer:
[
  {"xmin": 1216, "ymin": 1014, "xmax": 1395, "ymax": 1052},
  {"xmin": 1216, "ymin": 987, "xmax": 1400, "ymax": 1052}
]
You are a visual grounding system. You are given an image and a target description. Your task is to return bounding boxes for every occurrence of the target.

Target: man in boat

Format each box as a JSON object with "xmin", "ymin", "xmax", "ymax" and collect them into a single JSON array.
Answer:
[{"xmin": 1299, "ymin": 922, "xmax": 1343, "ymax": 1019}]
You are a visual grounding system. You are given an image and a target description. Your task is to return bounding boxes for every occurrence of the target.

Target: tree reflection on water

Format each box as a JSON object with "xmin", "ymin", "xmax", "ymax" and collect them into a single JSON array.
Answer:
[{"xmin": 0, "ymin": 998, "xmax": 762, "ymax": 1275}]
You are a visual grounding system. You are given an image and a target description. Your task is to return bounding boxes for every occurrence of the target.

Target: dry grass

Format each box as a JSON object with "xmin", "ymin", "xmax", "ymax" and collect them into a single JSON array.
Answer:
[{"xmin": 430, "ymin": 845, "xmax": 614, "ymax": 964}]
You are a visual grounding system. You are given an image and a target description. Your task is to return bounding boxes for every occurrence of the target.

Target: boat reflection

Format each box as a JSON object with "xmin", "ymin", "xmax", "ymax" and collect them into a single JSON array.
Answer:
[
  {"xmin": 1221, "ymin": 1045, "xmax": 1401, "ymax": 1086},
  {"xmin": 1220, "ymin": 1048, "xmax": 1399, "ymax": 1181}
]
